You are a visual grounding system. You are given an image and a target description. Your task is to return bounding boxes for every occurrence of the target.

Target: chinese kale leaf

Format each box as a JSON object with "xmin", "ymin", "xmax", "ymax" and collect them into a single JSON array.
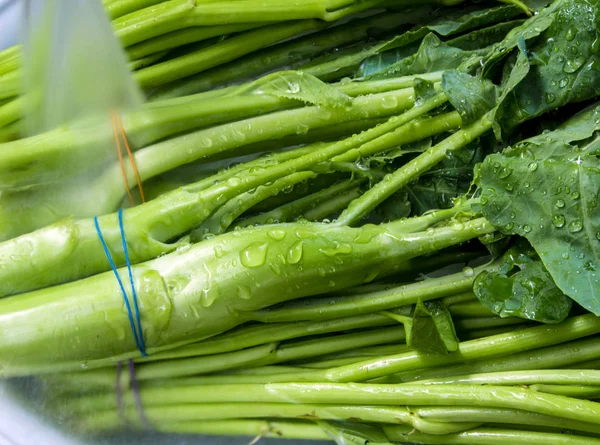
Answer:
[{"xmin": 478, "ymin": 102, "xmax": 600, "ymax": 315}]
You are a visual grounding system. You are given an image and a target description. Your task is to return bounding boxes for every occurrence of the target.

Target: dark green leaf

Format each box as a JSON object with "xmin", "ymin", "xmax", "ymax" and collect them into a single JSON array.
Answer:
[
  {"xmin": 474, "ymin": 246, "xmax": 572, "ymax": 323},
  {"xmin": 408, "ymin": 300, "xmax": 458, "ymax": 354},
  {"xmin": 442, "ymin": 71, "xmax": 498, "ymax": 124},
  {"xmin": 423, "ymin": 300, "xmax": 460, "ymax": 351},
  {"xmin": 494, "ymin": 0, "xmax": 600, "ymax": 135},
  {"xmin": 367, "ymin": 33, "xmax": 488, "ymax": 80},
  {"xmin": 478, "ymin": 103, "xmax": 600, "ymax": 315},
  {"xmin": 448, "ymin": 20, "xmax": 525, "ymax": 51},
  {"xmin": 380, "ymin": 4, "xmax": 524, "ymax": 52}
]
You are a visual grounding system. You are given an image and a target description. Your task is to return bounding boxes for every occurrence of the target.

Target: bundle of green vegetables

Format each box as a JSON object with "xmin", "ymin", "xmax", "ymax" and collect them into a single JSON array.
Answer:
[{"xmin": 1, "ymin": 0, "xmax": 600, "ymax": 443}]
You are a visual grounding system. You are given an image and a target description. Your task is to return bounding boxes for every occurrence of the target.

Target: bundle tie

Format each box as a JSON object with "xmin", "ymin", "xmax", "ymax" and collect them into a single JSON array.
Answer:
[
  {"xmin": 116, "ymin": 359, "xmax": 151, "ymax": 430},
  {"xmin": 94, "ymin": 209, "xmax": 147, "ymax": 357},
  {"xmin": 112, "ymin": 112, "xmax": 145, "ymax": 205}
]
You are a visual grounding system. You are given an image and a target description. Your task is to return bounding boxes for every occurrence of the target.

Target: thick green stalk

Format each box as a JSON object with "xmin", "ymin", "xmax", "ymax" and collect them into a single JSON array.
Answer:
[
  {"xmin": 413, "ymin": 406, "xmax": 600, "ymax": 435},
  {"xmin": 135, "ymin": 20, "xmax": 323, "ymax": 88},
  {"xmin": 112, "ymin": 0, "xmax": 388, "ymax": 47},
  {"xmin": 325, "ymin": 314, "xmax": 600, "ymax": 382},
  {"xmin": 133, "ymin": 88, "xmax": 421, "ymax": 182},
  {"xmin": 105, "ymin": 0, "xmax": 178, "ymax": 20},
  {"xmin": 388, "ymin": 336, "xmax": 600, "ymax": 383},
  {"xmin": 0, "ymin": 89, "xmax": 419, "ymax": 296},
  {"xmin": 0, "ymin": 87, "xmax": 418, "ymax": 242},
  {"xmin": 0, "ymin": 217, "xmax": 493, "ymax": 376},
  {"xmin": 383, "ymin": 426, "xmax": 600, "ymax": 445},
  {"xmin": 336, "ymin": 113, "xmax": 494, "ymax": 226},
  {"xmin": 252, "ymin": 261, "xmax": 491, "ymax": 323}
]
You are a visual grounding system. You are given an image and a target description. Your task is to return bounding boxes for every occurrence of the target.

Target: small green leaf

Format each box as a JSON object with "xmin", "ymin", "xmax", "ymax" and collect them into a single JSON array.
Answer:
[
  {"xmin": 409, "ymin": 300, "xmax": 458, "ymax": 354},
  {"xmin": 442, "ymin": 71, "xmax": 498, "ymax": 125},
  {"xmin": 232, "ymin": 70, "xmax": 351, "ymax": 108},
  {"xmin": 474, "ymin": 246, "xmax": 572, "ymax": 323}
]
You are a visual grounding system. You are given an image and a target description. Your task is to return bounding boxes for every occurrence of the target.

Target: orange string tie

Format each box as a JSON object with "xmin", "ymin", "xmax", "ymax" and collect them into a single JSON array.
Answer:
[{"xmin": 112, "ymin": 112, "xmax": 146, "ymax": 206}]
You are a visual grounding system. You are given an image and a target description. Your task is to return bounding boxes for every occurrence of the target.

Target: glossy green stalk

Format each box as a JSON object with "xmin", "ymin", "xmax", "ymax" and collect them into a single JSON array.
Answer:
[
  {"xmin": 0, "ymin": 217, "xmax": 493, "ymax": 376},
  {"xmin": 0, "ymin": 87, "xmax": 418, "ymax": 242},
  {"xmin": 415, "ymin": 369, "xmax": 600, "ymax": 386},
  {"xmin": 337, "ymin": 113, "xmax": 494, "ymax": 226},
  {"xmin": 326, "ymin": 314, "xmax": 600, "ymax": 382},
  {"xmin": 112, "ymin": 0, "xmax": 390, "ymax": 47}
]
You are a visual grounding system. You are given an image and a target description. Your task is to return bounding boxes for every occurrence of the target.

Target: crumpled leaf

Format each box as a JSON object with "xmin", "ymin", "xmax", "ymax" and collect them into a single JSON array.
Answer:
[
  {"xmin": 478, "ymin": 102, "xmax": 600, "ymax": 315},
  {"xmin": 232, "ymin": 70, "xmax": 351, "ymax": 108},
  {"xmin": 474, "ymin": 245, "xmax": 572, "ymax": 323},
  {"xmin": 408, "ymin": 300, "xmax": 459, "ymax": 354}
]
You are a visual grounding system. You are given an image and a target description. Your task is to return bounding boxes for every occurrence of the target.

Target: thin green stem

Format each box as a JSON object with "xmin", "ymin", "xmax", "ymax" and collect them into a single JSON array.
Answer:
[
  {"xmin": 135, "ymin": 20, "xmax": 323, "ymax": 88},
  {"xmin": 239, "ymin": 179, "xmax": 364, "ymax": 227},
  {"xmin": 301, "ymin": 185, "xmax": 363, "ymax": 221},
  {"xmin": 148, "ymin": 11, "xmax": 407, "ymax": 98},
  {"xmin": 389, "ymin": 336, "xmax": 600, "ymax": 383},
  {"xmin": 72, "ymin": 381, "xmax": 600, "ymax": 426},
  {"xmin": 336, "ymin": 114, "xmax": 493, "ymax": 226},
  {"xmin": 414, "ymin": 369, "xmax": 600, "ymax": 386},
  {"xmin": 413, "ymin": 406, "xmax": 600, "ymax": 435},
  {"xmin": 156, "ymin": 419, "xmax": 330, "ymax": 440},
  {"xmin": 141, "ymin": 313, "xmax": 398, "ymax": 361},
  {"xmin": 325, "ymin": 314, "xmax": 600, "ymax": 382},
  {"xmin": 75, "ymin": 402, "xmax": 475, "ymax": 435},
  {"xmin": 383, "ymin": 426, "xmax": 600, "ymax": 445},
  {"xmin": 194, "ymin": 171, "xmax": 317, "ymax": 237},
  {"xmin": 252, "ymin": 261, "xmax": 492, "ymax": 323},
  {"xmin": 529, "ymin": 384, "xmax": 600, "ymax": 399}
]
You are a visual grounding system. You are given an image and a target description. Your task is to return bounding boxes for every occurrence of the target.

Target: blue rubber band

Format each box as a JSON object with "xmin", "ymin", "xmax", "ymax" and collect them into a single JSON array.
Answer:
[
  {"xmin": 94, "ymin": 212, "xmax": 147, "ymax": 357},
  {"xmin": 118, "ymin": 209, "xmax": 147, "ymax": 356}
]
